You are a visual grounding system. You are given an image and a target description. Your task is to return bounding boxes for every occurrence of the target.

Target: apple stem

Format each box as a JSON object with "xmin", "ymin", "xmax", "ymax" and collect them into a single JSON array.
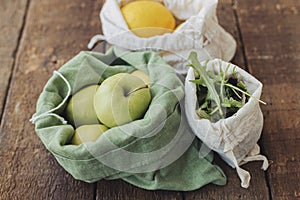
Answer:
[{"xmin": 125, "ymin": 85, "xmax": 149, "ymax": 96}]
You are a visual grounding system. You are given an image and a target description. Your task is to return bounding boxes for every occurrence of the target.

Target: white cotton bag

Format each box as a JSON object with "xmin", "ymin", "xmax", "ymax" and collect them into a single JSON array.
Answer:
[
  {"xmin": 88, "ymin": 0, "xmax": 237, "ymax": 74},
  {"xmin": 185, "ymin": 59, "xmax": 269, "ymax": 188}
]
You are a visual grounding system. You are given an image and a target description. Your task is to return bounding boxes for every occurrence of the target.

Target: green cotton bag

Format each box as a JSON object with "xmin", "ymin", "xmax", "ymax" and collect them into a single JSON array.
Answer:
[{"xmin": 31, "ymin": 48, "xmax": 226, "ymax": 191}]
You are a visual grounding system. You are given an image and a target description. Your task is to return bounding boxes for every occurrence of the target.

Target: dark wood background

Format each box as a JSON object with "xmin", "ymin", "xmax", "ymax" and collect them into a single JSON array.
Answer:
[{"xmin": 0, "ymin": 0, "xmax": 299, "ymax": 199}]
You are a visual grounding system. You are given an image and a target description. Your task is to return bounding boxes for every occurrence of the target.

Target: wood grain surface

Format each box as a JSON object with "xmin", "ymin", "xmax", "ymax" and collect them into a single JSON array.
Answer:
[
  {"xmin": 0, "ymin": 0, "xmax": 299, "ymax": 199},
  {"xmin": 0, "ymin": 1, "xmax": 28, "ymax": 119},
  {"xmin": 236, "ymin": 0, "xmax": 300, "ymax": 199},
  {"xmin": 0, "ymin": 0, "xmax": 102, "ymax": 199}
]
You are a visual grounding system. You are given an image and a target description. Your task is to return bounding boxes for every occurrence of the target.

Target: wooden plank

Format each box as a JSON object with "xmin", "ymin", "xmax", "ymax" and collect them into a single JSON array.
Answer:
[
  {"xmin": 184, "ymin": 158, "xmax": 270, "ymax": 200},
  {"xmin": 0, "ymin": 0, "xmax": 28, "ymax": 119},
  {"xmin": 97, "ymin": 179, "xmax": 182, "ymax": 200},
  {"xmin": 0, "ymin": 0, "xmax": 103, "ymax": 199},
  {"xmin": 236, "ymin": 0, "xmax": 300, "ymax": 199},
  {"xmin": 184, "ymin": 0, "xmax": 270, "ymax": 199},
  {"xmin": 218, "ymin": 0, "xmax": 244, "ymax": 67}
]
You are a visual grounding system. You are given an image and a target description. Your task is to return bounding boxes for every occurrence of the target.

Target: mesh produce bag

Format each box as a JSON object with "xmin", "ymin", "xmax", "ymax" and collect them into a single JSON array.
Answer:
[
  {"xmin": 185, "ymin": 58, "xmax": 269, "ymax": 188},
  {"xmin": 88, "ymin": 0, "xmax": 236, "ymax": 74},
  {"xmin": 30, "ymin": 48, "xmax": 226, "ymax": 191}
]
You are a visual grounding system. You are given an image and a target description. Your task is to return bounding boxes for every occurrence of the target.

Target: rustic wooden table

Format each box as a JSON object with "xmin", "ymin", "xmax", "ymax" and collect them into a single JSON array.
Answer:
[{"xmin": 0, "ymin": 0, "xmax": 299, "ymax": 199}]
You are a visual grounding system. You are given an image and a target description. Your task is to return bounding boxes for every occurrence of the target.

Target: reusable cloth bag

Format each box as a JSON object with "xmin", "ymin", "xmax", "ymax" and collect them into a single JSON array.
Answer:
[
  {"xmin": 88, "ymin": 0, "xmax": 236, "ymax": 74},
  {"xmin": 185, "ymin": 59, "xmax": 269, "ymax": 188},
  {"xmin": 31, "ymin": 48, "xmax": 226, "ymax": 191}
]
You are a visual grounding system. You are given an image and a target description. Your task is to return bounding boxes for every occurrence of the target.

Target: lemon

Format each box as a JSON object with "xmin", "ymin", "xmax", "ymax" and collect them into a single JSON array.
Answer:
[{"xmin": 121, "ymin": 1, "xmax": 176, "ymax": 37}]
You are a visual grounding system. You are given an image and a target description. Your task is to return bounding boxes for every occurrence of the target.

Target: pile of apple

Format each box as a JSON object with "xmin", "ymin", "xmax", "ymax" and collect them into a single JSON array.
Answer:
[{"xmin": 65, "ymin": 70, "xmax": 151, "ymax": 145}]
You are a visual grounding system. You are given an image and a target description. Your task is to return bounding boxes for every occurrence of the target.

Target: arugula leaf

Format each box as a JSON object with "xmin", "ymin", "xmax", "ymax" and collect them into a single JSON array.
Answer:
[
  {"xmin": 222, "ymin": 97, "xmax": 243, "ymax": 108},
  {"xmin": 237, "ymin": 80, "xmax": 247, "ymax": 91},
  {"xmin": 188, "ymin": 52, "xmax": 223, "ymax": 116},
  {"xmin": 197, "ymin": 109, "xmax": 211, "ymax": 120},
  {"xmin": 220, "ymin": 63, "xmax": 230, "ymax": 102},
  {"xmin": 225, "ymin": 83, "xmax": 267, "ymax": 105}
]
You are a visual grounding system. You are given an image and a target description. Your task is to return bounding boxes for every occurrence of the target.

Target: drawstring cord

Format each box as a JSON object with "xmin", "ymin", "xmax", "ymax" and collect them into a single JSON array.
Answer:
[
  {"xmin": 87, "ymin": 34, "xmax": 106, "ymax": 49},
  {"xmin": 226, "ymin": 144, "xmax": 269, "ymax": 189},
  {"xmin": 30, "ymin": 71, "xmax": 71, "ymax": 125}
]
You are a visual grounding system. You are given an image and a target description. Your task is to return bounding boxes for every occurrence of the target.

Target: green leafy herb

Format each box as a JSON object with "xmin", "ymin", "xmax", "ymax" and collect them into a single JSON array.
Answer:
[
  {"xmin": 188, "ymin": 52, "xmax": 223, "ymax": 116},
  {"xmin": 188, "ymin": 52, "xmax": 266, "ymax": 122}
]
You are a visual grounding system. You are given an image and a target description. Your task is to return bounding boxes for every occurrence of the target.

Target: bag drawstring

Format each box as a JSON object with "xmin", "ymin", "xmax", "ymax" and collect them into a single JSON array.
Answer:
[
  {"xmin": 30, "ymin": 71, "xmax": 71, "ymax": 125},
  {"xmin": 242, "ymin": 154, "xmax": 269, "ymax": 170},
  {"xmin": 87, "ymin": 34, "xmax": 106, "ymax": 49},
  {"xmin": 226, "ymin": 144, "xmax": 269, "ymax": 189},
  {"xmin": 240, "ymin": 144, "xmax": 269, "ymax": 170},
  {"xmin": 226, "ymin": 150, "xmax": 251, "ymax": 188}
]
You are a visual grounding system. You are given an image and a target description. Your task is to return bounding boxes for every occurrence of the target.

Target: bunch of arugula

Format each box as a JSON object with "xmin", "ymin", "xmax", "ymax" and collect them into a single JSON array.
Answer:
[{"xmin": 188, "ymin": 52, "xmax": 266, "ymax": 122}]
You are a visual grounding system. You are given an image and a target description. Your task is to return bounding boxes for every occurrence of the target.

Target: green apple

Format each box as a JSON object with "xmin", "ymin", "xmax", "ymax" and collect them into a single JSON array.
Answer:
[
  {"xmin": 66, "ymin": 85, "xmax": 99, "ymax": 127},
  {"xmin": 94, "ymin": 73, "xmax": 151, "ymax": 128},
  {"xmin": 131, "ymin": 69, "xmax": 150, "ymax": 86},
  {"xmin": 71, "ymin": 124, "xmax": 108, "ymax": 145}
]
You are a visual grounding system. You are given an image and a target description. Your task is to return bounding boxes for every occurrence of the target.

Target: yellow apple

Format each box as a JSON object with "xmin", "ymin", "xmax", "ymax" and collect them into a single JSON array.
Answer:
[
  {"xmin": 131, "ymin": 69, "xmax": 150, "ymax": 86},
  {"xmin": 71, "ymin": 124, "xmax": 108, "ymax": 145},
  {"xmin": 66, "ymin": 85, "xmax": 99, "ymax": 127},
  {"xmin": 94, "ymin": 73, "xmax": 151, "ymax": 128}
]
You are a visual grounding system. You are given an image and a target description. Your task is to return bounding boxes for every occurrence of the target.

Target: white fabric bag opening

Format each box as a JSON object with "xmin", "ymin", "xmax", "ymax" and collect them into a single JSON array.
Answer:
[{"xmin": 88, "ymin": 0, "xmax": 237, "ymax": 74}]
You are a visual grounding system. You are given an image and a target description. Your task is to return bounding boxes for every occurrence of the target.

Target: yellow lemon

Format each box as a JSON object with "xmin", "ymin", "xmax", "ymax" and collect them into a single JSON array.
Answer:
[{"xmin": 121, "ymin": 1, "xmax": 176, "ymax": 38}]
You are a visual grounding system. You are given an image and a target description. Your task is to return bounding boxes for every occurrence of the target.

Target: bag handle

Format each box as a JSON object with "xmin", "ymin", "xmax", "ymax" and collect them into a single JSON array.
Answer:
[
  {"xmin": 240, "ymin": 144, "xmax": 269, "ymax": 170},
  {"xmin": 88, "ymin": 34, "xmax": 106, "ymax": 49},
  {"xmin": 226, "ymin": 150, "xmax": 251, "ymax": 188},
  {"xmin": 225, "ymin": 144, "xmax": 269, "ymax": 188},
  {"xmin": 30, "ymin": 71, "xmax": 71, "ymax": 125}
]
